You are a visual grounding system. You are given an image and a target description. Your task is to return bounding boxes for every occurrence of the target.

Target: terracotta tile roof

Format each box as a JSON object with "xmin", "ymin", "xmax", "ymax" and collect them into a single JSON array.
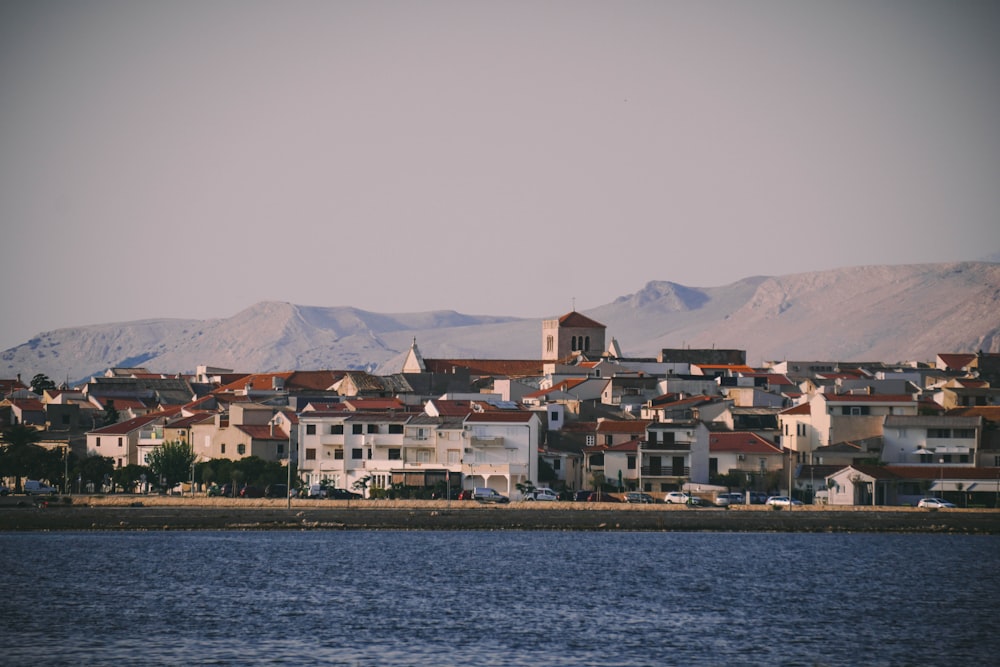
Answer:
[
  {"xmin": 236, "ymin": 424, "xmax": 288, "ymax": 440},
  {"xmin": 608, "ymin": 438, "xmax": 640, "ymax": 452},
  {"xmin": 557, "ymin": 311, "xmax": 606, "ymax": 328},
  {"xmin": 937, "ymin": 353, "xmax": 977, "ymax": 370},
  {"xmin": 10, "ymin": 398, "xmax": 44, "ymax": 411},
  {"xmin": 423, "ymin": 358, "xmax": 545, "ymax": 377},
  {"xmin": 89, "ymin": 409, "xmax": 181, "ymax": 435},
  {"xmin": 709, "ymin": 432, "xmax": 782, "ymax": 454},
  {"xmin": 780, "ymin": 403, "xmax": 811, "ymax": 415},
  {"xmin": 341, "ymin": 398, "xmax": 407, "ymax": 411},
  {"xmin": 946, "ymin": 406, "xmax": 1000, "ymax": 422},
  {"xmin": 216, "ymin": 372, "xmax": 295, "ymax": 392},
  {"xmin": 165, "ymin": 413, "xmax": 213, "ymax": 429},
  {"xmin": 285, "ymin": 370, "xmax": 349, "ymax": 391},
  {"xmin": 0, "ymin": 378, "xmax": 28, "ymax": 394}
]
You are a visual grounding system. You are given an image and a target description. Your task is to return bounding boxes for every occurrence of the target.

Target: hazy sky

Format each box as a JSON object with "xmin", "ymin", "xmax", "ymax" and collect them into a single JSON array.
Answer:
[{"xmin": 2, "ymin": 0, "xmax": 998, "ymax": 351}]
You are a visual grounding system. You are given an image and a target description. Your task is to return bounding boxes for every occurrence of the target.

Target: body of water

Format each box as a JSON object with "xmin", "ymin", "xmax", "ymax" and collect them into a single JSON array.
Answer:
[{"xmin": 2, "ymin": 531, "xmax": 997, "ymax": 666}]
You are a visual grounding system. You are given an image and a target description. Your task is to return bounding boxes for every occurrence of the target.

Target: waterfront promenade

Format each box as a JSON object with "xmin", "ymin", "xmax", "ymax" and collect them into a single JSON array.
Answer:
[{"xmin": 2, "ymin": 495, "xmax": 999, "ymax": 533}]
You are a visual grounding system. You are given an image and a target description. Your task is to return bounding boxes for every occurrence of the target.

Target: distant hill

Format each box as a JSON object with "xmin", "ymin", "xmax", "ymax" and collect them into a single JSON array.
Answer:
[{"xmin": 3, "ymin": 261, "xmax": 998, "ymax": 384}]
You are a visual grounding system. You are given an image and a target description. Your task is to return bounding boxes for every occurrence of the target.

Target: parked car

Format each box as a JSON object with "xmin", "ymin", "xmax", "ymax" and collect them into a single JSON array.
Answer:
[
  {"xmin": 724, "ymin": 492, "xmax": 745, "ymax": 505},
  {"xmin": 264, "ymin": 484, "xmax": 288, "ymax": 499},
  {"xmin": 765, "ymin": 496, "xmax": 802, "ymax": 507},
  {"xmin": 240, "ymin": 485, "xmax": 265, "ymax": 498},
  {"xmin": 0, "ymin": 484, "xmax": 10, "ymax": 496},
  {"xmin": 712, "ymin": 495, "xmax": 730, "ymax": 507},
  {"xmin": 624, "ymin": 492, "xmax": 655, "ymax": 504},
  {"xmin": 917, "ymin": 497, "xmax": 956, "ymax": 509},
  {"xmin": 574, "ymin": 490, "xmax": 594, "ymax": 502},
  {"xmin": 586, "ymin": 491, "xmax": 621, "ymax": 502},
  {"xmin": 327, "ymin": 488, "xmax": 362, "ymax": 500},
  {"xmin": 23, "ymin": 480, "xmax": 57, "ymax": 495},
  {"xmin": 472, "ymin": 487, "xmax": 509, "ymax": 504},
  {"xmin": 664, "ymin": 491, "xmax": 691, "ymax": 504},
  {"xmin": 458, "ymin": 489, "xmax": 474, "ymax": 500},
  {"xmin": 524, "ymin": 487, "xmax": 558, "ymax": 501}
]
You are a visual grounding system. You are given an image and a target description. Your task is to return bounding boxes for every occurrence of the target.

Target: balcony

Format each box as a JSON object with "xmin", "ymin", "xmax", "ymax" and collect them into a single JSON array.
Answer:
[
  {"xmin": 466, "ymin": 435, "xmax": 505, "ymax": 448},
  {"xmin": 640, "ymin": 466, "xmax": 690, "ymax": 477}
]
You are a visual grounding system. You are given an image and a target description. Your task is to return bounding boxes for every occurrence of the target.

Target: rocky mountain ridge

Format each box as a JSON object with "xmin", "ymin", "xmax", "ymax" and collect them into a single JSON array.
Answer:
[{"xmin": 3, "ymin": 261, "xmax": 998, "ymax": 384}]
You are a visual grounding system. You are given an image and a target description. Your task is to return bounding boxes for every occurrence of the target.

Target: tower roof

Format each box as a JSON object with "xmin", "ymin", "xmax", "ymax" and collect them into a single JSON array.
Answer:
[{"xmin": 557, "ymin": 311, "xmax": 605, "ymax": 329}]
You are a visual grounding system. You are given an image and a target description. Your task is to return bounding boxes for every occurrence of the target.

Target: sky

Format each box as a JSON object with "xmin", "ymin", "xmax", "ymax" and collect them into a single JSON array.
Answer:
[{"xmin": 2, "ymin": 0, "xmax": 998, "ymax": 351}]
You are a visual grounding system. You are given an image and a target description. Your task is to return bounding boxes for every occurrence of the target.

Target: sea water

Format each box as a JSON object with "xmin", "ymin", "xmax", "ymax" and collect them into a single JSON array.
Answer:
[{"xmin": 2, "ymin": 531, "xmax": 997, "ymax": 666}]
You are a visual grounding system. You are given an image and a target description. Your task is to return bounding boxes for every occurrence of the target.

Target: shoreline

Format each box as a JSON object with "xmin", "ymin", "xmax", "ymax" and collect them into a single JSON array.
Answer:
[{"xmin": 3, "ymin": 496, "xmax": 999, "ymax": 533}]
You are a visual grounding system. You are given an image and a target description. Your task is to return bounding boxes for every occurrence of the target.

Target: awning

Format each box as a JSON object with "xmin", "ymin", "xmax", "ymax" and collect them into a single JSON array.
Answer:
[{"xmin": 931, "ymin": 480, "xmax": 1000, "ymax": 492}]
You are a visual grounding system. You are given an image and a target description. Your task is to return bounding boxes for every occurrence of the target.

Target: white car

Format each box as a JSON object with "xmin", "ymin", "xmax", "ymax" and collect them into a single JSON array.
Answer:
[
  {"xmin": 766, "ymin": 496, "xmax": 804, "ymax": 507},
  {"xmin": 664, "ymin": 491, "xmax": 691, "ymax": 504},
  {"xmin": 524, "ymin": 487, "xmax": 558, "ymax": 501},
  {"xmin": 917, "ymin": 497, "xmax": 956, "ymax": 509}
]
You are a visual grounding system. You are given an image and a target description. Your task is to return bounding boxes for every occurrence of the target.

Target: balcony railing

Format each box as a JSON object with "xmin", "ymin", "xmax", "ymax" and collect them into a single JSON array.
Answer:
[
  {"xmin": 640, "ymin": 466, "xmax": 690, "ymax": 477},
  {"xmin": 467, "ymin": 436, "xmax": 505, "ymax": 447}
]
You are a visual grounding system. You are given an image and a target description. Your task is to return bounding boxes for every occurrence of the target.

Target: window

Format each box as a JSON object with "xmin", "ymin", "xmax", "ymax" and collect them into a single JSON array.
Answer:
[
  {"xmin": 553, "ymin": 459, "xmax": 561, "ymax": 470},
  {"xmin": 586, "ymin": 435, "xmax": 595, "ymax": 446},
  {"xmin": 590, "ymin": 453, "xmax": 604, "ymax": 467},
  {"xmin": 551, "ymin": 412, "xmax": 559, "ymax": 423},
  {"xmin": 388, "ymin": 448, "xmax": 401, "ymax": 460},
  {"xmin": 96, "ymin": 437, "xmax": 101, "ymax": 447},
  {"xmin": 331, "ymin": 424, "xmax": 343, "ymax": 434},
  {"xmin": 367, "ymin": 424, "xmax": 378, "ymax": 434},
  {"xmin": 306, "ymin": 424, "xmax": 316, "ymax": 435},
  {"xmin": 352, "ymin": 448, "xmax": 363, "ymax": 460},
  {"xmin": 221, "ymin": 444, "xmax": 226, "ymax": 454},
  {"xmin": 953, "ymin": 429, "xmax": 975, "ymax": 439},
  {"xmin": 237, "ymin": 444, "xmax": 246, "ymax": 455},
  {"xmin": 709, "ymin": 458, "xmax": 718, "ymax": 475},
  {"xmin": 389, "ymin": 424, "xmax": 403, "ymax": 434},
  {"xmin": 305, "ymin": 448, "xmax": 316, "ymax": 460},
  {"xmin": 546, "ymin": 335, "xmax": 554, "ymax": 353},
  {"xmin": 277, "ymin": 444, "xmax": 284, "ymax": 455},
  {"xmin": 844, "ymin": 406, "xmax": 870, "ymax": 416},
  {"xmin": 352, "ymin": 424, "xmax": 364, "ymax": 435},
  {"xmin": 627, "ymin": 455, "xmax": 636, "ymax": 470},
  {"xmin": 334, "ymin": 449, "xmax": 344, "ymax": 460},
  {"xmin": 118, "ymin": 437, "xmax": 123, "ymax": 448},
  {"xmin": 605, "ymin": 435, "xmax": 613, "ymax": 446}
]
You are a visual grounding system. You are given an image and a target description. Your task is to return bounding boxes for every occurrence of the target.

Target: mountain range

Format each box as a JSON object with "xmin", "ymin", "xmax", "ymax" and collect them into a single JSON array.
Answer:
[{"xmin": 3, "ymin": 261, "xmax": 998, "ymax": 385}]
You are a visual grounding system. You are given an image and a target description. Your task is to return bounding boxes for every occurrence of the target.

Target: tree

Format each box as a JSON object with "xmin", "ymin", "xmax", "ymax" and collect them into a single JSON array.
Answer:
[
  {"xmin": 112, "ymin": 464, "xmax": 150, "ymax": 494},
  {"xmin": 0, "ymin": 424, "xmax": 46, "ymax": 492},
  {"xmin": 29, "ymin": 373, "xmax": 56, "ymax": 395},
  {"xmin": 146, "ymin": 440, "xmax": 195, "ymax": 490},
  {"xmin": 75, "ymin": 455, "xmax": 115, "ymax": 493},
  {"xmin": 101, "ymin": 402, "xmax": 120, "ymax": 426}
]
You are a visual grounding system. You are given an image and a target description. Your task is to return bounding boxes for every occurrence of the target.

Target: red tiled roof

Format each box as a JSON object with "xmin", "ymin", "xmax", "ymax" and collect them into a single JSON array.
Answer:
[
  {"xmin": 89, "ymin": 409, "xmax": 181, "ymax": 435},
  {"xmin": 557, "ymin": 311, "xmax": 606, "ymax": 329},
  {"xmin": 236, "ymin": 424, "xmax": 288, "ymax": 440},
  {"xmin": 694, "ymin": 364, "xmax": 757, "ymax": 373},
  {"xmin": 780, "ymin": 403, "xmax": 811, "ymax": 415},
  {"xmin": 709, "ymin": 432, "xmax": 782, "ymax": 454},
  {"xmin": 946, "ymin": 406, "xmax": 1000, "ymax": 422},
  {"xmin": 608, "ymin": 438, "xmax": 640, "ymax": 452},
  {"xmin": 938, "ymin": 353, "xmax": 977, "ymax": 370}
]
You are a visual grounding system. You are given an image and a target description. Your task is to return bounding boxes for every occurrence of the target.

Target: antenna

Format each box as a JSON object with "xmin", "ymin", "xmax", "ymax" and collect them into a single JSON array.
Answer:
[{"xmin": 572, "ymin": 296, "xmax": 576, "ymax": 311}]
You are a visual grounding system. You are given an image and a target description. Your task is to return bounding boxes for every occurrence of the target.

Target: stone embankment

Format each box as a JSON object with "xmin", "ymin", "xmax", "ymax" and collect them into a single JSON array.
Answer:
[{"xmin": 2, "ymin": 495, "xmax": 999, "ymax": 533}]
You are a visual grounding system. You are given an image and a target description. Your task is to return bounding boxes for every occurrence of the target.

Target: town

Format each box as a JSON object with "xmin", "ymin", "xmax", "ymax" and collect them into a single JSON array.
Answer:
[{"xmin": 2, "ymin": 310, "xmax": 999, "ymax": 508}]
